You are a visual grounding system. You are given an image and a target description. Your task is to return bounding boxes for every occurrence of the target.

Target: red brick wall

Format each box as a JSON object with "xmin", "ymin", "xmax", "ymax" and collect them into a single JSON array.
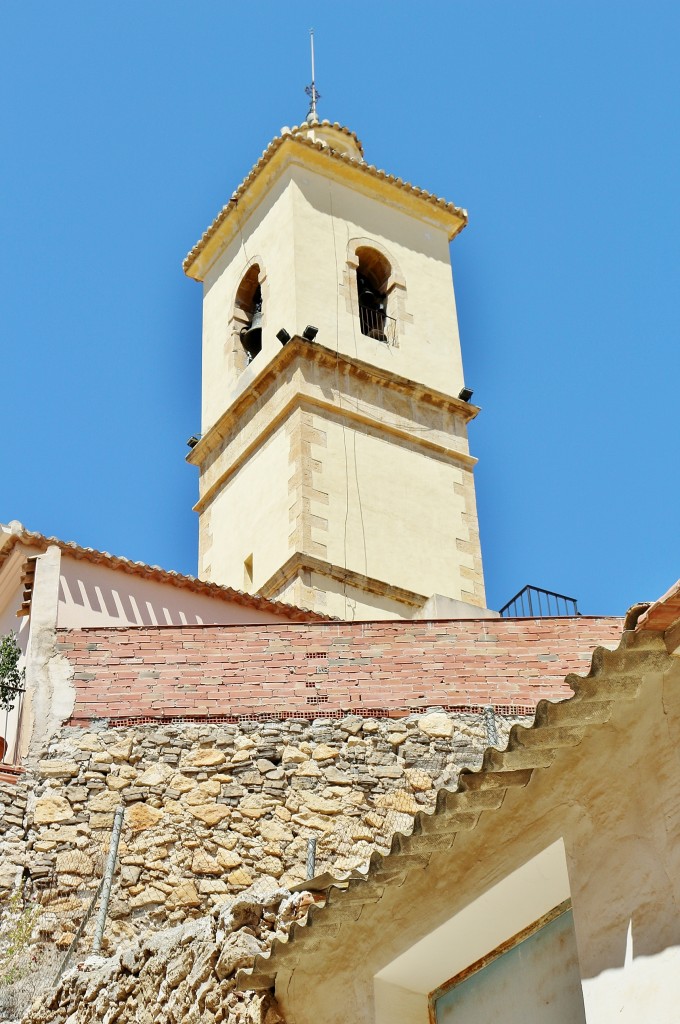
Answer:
[{"xmin": 57, "ymin": 616, "xmax": 624, "ymax": 724}]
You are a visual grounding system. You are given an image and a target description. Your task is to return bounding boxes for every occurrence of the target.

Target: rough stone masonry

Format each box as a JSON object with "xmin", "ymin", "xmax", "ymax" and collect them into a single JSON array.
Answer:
[
  {"xmin": 1, "ymin": 709, "xmax": 529, "ymax": 1024},
  {"xmin": 1, "ymin": 711, "xmax": 527, "ymax": 942}
]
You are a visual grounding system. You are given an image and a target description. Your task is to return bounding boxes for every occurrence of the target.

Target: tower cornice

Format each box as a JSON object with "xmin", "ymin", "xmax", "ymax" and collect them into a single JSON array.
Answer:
[
  {"xmin": 187, "ymin": 335, "xmax": 480, "ymax": 466},
  {"xmin": 183, "ymin": 127, "xmax": 468, "ymax": 280},
  {"xmin": 187, "ymin": 336, "xmax": 479, "ymax": 519}
]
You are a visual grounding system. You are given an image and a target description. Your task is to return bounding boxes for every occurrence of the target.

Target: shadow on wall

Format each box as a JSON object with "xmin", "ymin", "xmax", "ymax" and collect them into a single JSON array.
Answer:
[
  {"xmin": 54, "ymin": 555, "xmax": 283, "ymax": 629},
  {"xmin": 57, "ymin": 574, "xmax": 198, "ymax": 628}
]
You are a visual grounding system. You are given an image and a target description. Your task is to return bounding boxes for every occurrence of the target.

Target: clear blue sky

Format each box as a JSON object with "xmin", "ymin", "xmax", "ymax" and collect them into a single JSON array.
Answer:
[{"xmin": 1, "ymin": 1, "xmax": 678, "ymax": 616}]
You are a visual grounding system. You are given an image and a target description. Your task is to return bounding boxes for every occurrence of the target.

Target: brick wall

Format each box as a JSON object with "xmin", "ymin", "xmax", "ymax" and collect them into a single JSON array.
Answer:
[{"xmin": 57, "ymin": 616, "xmax": 624, "ymax": 724}]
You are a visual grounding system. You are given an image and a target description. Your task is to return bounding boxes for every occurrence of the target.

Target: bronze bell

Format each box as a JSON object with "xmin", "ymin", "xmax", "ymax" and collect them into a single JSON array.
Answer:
[{"xmin": 240, "ymin": 307, "xmax": 263, "ymax": 361}]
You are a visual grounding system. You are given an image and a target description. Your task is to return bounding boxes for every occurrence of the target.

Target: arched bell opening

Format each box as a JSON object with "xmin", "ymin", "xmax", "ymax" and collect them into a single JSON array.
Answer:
[
  {"xmin": 356, "ymin": 247, "xmax": 391, "ymax": 342},
  {"xmin": 235, "ymin": 265, "xmax": 263, "ymax": 363}
]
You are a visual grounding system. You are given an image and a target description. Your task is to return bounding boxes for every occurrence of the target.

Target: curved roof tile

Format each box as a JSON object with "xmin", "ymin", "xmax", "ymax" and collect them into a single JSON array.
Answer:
[
  {"xmin": 183, "ymin": 127, "xmax": 467, "ymax": 274},
  {"xmin": 238, "ymin": 602, "xmax": 677, "ymax": 990},
  {"xmin": 0, "ymin": 522, "xmax": 333, "ymax": 622}
]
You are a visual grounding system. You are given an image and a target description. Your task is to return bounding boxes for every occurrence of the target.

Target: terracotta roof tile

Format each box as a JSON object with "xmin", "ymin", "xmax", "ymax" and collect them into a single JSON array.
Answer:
[
  {"xmin": 0, "ymin": 522, "xmax": 332, "ymax": 622},
  {"xmin": 635, "ymin": 578, "xmax": 680, "ymax": 633},
  {"xmin": 183, "ymin": 124, "xmax": 467, "ymax": 275}
]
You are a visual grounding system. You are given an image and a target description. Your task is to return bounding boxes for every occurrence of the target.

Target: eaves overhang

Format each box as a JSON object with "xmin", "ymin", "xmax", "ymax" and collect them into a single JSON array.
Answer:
[
  {"xmin": 0, "ymin": 521, "xmax": 333, "ymax": 623},
  {"xmin": 183, "ymin": 128, "xmax": 468, "ymax": 281}
]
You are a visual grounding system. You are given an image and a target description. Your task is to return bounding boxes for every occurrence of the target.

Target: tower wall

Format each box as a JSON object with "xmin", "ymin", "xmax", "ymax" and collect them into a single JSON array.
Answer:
[
  {"xmin": 267, "ymin": 410, "xmax": 481, "ymax": 619},
  {"xmin": 200, "ymin": 175, "xmax": 298, "ymax": 434},
  {"xmin": 288, "ymin": 164, "xmax": 466, "ymax": 398},
  {"xmin": 198, "ymin": 420, "xmax": 291, "ymax": 593},
  {"xmin": 192, "ymin": 340, "xmax": 484, "ymax": 618},
  {"xmin": 188, "ymin": 131, "xmax": 486, "ymax": 618}
]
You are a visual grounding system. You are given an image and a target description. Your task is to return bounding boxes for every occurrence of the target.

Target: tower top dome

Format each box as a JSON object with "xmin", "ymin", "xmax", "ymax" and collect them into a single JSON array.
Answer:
[{"xmin": 281, "ymin": 120, "xmax": 364, "ymax": 162}]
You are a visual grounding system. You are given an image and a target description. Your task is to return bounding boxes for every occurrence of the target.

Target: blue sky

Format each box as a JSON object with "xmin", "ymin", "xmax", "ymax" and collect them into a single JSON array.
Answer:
[{"xmin": 1, "ymin": 1, "xmax": 678, "ymax": 616}]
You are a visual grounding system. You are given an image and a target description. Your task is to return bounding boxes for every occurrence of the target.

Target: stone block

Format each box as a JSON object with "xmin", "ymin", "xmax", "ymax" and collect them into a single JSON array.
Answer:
[
  {"xmin": 291, "ymin": 811, "xmax": 336, "ymax": 833},
  {"xmin": 258, "ymin": 819, "xmax": 294, "ymax": 843},
  {"xmin": 55, "ymin": 849, "xmax": 93, "ymax": 876},
  {"xmin": 126, "ymin": 802, "xmax": 164, "ymax": 832},
  {"xmin": 418, "ymin": 713, "xmax": 454, "ymax": 738},
  {"xmin": 302, "ymin": 794, "xmax": 343, "ymax": 815},
  {"xmin": 226, "ymin": 867, "xmax": 254, "ymax": 887},
  {"xmin": 374, "ymin": 789, "xmax": 420, "ymax": 815},
  {"xmin": 33, "ymin": 795, "xmax": 73, "ymax": 825},
  {"xmin": 88, "ymin": 790, "xmax": 121, "ymax": 812},
  {"xmin": 281, "ymin": 746, "xmax": 307, "ymax": 764},
  {"xmin": 183, "ymin": 748, "xmax": 226, "ymax": 768},
  {"xmin": 405, "ymin": 767, "xmax": 433, "ymax": 791},
  {"xmin": 38, "ymin": 760, "xmax": 80, "ymax": 779},
  {"xmin": 169, "ymin": 773, "xmax": 195, "ymax": 794},
  {"xmin": 311, "ymin": 744, "xmax": 339, "ymax": 761},
  {"xmin": 189, "ymin": 803, "xmax": 231, "ymax": 827},
  {"xmin": 108, "ymin": 738, "xmax": 134, "ymax": 761},
  {"xmin": 137, "ymin": 763, "xmax": 173, "ymax": 787},
  {"xmin": 76, "ymin": 734, "xmax": 103, "ymax": 752},
  {"xmin": 216, "ymin": 849, "xmax": 242, "ymax": 870},
  {"xmin": 191, "ymin": 851, "xmax": 222, "ymax": 876},
  {"xmin": 168, "ymin": 880, "xmax": 201, "ymax": 908}
]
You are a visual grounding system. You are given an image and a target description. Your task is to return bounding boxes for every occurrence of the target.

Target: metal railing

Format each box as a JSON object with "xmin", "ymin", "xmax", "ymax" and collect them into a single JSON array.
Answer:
[
  {"xmin": 499, "ymin": 585, "xmax": 579, "ymax": 618},
  {"xmin": 359, "ymin": 305, "xmax": 396, "ymax": 344}
]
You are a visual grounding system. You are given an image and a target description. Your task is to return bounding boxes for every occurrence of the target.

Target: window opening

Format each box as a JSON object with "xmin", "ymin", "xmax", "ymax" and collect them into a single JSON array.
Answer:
[
  {"xmin": 240, "ymin": 283, "xmax": 263, "ymax": 362},
  {"xmin": 243, "ymin": 554, "xmax": 254, "ymax": 591},
  {"xmin": 355, "ymin": 247, "xmax": 394, "ymax": 343}
]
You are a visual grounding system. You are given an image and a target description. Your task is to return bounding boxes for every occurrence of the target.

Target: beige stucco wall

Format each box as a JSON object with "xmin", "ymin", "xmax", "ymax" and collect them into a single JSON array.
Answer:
[
  {"xmin": 195, "ymin": 387, "xmax": 484, "ymax": 620},
  {"xmin": 265, "ymin": 411, "xmax": 479, "ymax": 621},
  {"xmin": 193, "ymin": 346, "xmax": 485, "ymax": 617},
  {"xmin": 275, "ymin": 570, "xmax": 423, "ymax": 622},
  {"xmin": 320, "ymin": 416, "xmax": 471, "ymax": 602},
  {"xmin": 276, "ymin": 641, "xmax": 680, "ymax": 1024},
  {"xmin": 200, "ymin": 159, "xmax": 465, "ymax": 438},
  {"xmin": 201, "ymin": 172, "xmax": 297, "ymax": 434},
  {"xmin": 198, "ymin": 425, "xmax": 291, "ymax": 597},
  {"xmin": 193, "ymin": 139, "xmax": 484, "ymax": 619},
  {"xmin": 289, "ymin": 165, "xmax": 465, "ymax": 397}
]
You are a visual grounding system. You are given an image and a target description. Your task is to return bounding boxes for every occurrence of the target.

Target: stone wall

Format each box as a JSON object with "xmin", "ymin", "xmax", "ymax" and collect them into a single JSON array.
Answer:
[
  {"xmin": 0, "ymin": 774, "xmax": 29, "ymax": 891},
  {"xmin": 23, "ymin": 884, "xmax": 307, "ymax": 1024},
  {"xmin": 0, "ymin": 709, "xmax": 528, "ymax": 960}
]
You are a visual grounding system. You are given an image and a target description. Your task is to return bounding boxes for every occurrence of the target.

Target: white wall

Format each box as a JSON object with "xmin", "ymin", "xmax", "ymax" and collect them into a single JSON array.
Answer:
[
  {"xmin": 56, "ymin": 555, "xmax": 286, "ymax": 628},
  {"xmin": 0, "ymin": 546, "xmax": 34, "ymax": 763}
]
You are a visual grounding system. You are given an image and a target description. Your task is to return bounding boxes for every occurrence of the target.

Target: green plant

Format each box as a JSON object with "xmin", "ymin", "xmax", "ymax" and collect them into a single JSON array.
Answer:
[
  {"xmin": 0, "ymin": 885, "xmax": 42, "ymax": 986},
  {"xmin": 0, "ymin": 633, "xmax": 24, "ymax": 713}
]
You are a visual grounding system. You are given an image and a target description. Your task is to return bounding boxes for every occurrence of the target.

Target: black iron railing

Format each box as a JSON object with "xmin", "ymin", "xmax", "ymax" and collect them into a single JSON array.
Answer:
[
  {"xmin": 499, "ymin": 585, "xmax": 579, "ymax": 618},
  {"xmin": 359, "ymin": 305, "xmax": 396, "ymax": 344}
]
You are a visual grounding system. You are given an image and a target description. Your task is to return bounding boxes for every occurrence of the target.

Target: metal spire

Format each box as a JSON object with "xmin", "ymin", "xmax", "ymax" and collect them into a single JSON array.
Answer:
[{"xmin": 305, "ymin": 29, "xmax": 320, "ymax": 123}]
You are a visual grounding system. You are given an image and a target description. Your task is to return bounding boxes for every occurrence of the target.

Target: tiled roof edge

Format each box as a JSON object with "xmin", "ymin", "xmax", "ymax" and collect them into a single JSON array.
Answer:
[
  {"xmin": 0, "ymin": 523, "xmax": 332, "ymax": 622},
  {"xmin": 238, "ymin": 617, "xmax": 674, "ymax": 989},
  {"xmin": 183, "ymin": 131, "xmax": 467, "ymax": 274}
]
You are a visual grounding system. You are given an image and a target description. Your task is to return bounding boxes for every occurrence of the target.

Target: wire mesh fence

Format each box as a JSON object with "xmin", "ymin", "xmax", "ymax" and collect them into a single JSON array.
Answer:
[{"xmin": 0, "ymin": 838, "xmax": 108, "ymax": 1020}]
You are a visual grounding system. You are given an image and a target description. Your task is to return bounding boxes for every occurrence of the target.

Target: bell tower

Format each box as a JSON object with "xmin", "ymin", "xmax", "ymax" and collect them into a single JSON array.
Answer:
[{"xmin": 184, "ymin": 118, "xmax": 487, "ymax": 620}]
